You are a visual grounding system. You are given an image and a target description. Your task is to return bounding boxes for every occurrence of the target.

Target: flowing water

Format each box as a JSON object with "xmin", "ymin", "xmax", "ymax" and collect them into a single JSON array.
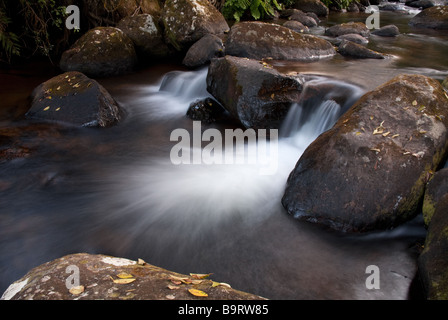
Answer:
[{"xmin": 1, "ymin": 8, "xmax": 447, "ymax": 299}]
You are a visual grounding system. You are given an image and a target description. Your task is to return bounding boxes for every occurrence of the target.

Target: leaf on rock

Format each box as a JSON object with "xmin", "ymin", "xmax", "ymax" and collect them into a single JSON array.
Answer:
[
  {"xmin": 69, "ymin": 285, "xmax": 85, "ymax": 295},
  {"xmin": 116, "ymin": 272, "xmax": 134, "ymax": 279},
  {"xmin": 190, "ymin": 273, "xmax": 212, "ymax": 279},
  {"xmin": 188, "ymin": 289, "xmax": 208, "ymax": 297},
  {"xmin": 112, "ymin": 278, "xmax": 136, "ymax": 284}
]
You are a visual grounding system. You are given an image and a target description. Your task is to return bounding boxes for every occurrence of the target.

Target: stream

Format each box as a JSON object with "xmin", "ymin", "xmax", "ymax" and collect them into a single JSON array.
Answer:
[{"xmin": 1, "ymin": 8, "xmax": 447, "ymax": 299}]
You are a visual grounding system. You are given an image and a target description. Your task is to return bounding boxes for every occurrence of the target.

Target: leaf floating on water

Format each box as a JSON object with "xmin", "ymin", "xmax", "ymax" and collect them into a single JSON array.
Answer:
[
  {"xmin": 116, "ymin": 272, "xmax": 134, "ymax": 279},
  {"xmin": 190, "ymin": 273, "xmax": 213, "ymax": 279},
  {"xmin": 69, "ymin": 285, "xmax": 85, "ymax": 295},
  {"xmin": 188, "ymin": 289, "xmax": 208, "ymax": 297}
]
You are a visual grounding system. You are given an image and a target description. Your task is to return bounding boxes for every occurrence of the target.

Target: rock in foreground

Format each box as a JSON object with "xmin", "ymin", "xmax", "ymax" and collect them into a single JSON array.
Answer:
[
  {"xmin": 1, "ymin": 253, "xmax": 266, "ymax": 300},
  {"xmin": 26, "ymin": 71, "xmax": 124, "ymax": 127},
  {"xmin": 206, "ymin": 56, "xmax": 303, "ymax": 129},
  {"xmin": 282, "ymin": 74, "xmax": 448, "ymax": 232},
  {"xmin": 225, "ymin": 21, "xmax": 336, "ymax": 61}
]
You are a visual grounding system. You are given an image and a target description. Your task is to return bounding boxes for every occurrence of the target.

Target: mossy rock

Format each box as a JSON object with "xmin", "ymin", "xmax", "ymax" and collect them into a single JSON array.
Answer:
[
  {"xmin": 60, "ymin": 27, "xmax": 138, "ymax": 77},
  {"xmin": 422, "ymin": 168, "xmax": 448, "ymax": 226},
  {"xmin": 161, "ymin": 0, "xmax": 229, "ymax": 51},
  {"xmin": 325, "ymin": 22, "xmax": 370, "ymax": 37},
  {"xmin": 418, "ymin": 194, "xmax": 448, "ymax": 299},
  {"xmin": 282, "ymin": 74, "xmax": 448, "ymax": 232},
  {"xmin": 225, "ymin": 21, "xmax": 336, "ymax": 61}
]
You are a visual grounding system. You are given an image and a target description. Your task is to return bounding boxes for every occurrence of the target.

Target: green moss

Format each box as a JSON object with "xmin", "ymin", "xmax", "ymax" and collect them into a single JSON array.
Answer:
[{"xmin": 423, "ymin": 195, "xmax": 436, "ymax": 226}]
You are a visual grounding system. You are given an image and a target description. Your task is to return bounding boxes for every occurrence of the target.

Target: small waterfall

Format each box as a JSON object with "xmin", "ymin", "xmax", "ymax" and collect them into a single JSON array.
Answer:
[{"xmin": 280, "ymin": 76, "xmax": 365, "ymax": 150}]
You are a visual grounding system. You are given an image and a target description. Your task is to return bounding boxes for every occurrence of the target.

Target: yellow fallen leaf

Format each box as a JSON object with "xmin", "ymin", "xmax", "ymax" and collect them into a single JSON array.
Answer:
[
  {"xmin": 117, "ymin": 272, "xmax": 134, "ymax": 279},
  {"xmin": 69, "ymin": 285, "xmax": 85, "ymax": 295},
  {"xmin": 355, "ymin": 132, "xmax": 362, "ymax": 136},
  {"xmin": 188, "ymin": 289, "xmax": 208, "ymax": 297},
  {"xmin": 412, "ymin": 100, "xmax": 417, "ymax": 106},
  {"xmin": 382, "ymin": 131, "xmax": 390, "ymax": 137},
  {"xmin": 167, "ymin": 284, "xmax": 180, "ymax": 290},
  {"xmin": 191, "ymin": 279, "xmax": 203, "ymax": 285},
  {"xmin": 190, "ymin": 273, "xmax": 212, "ymax": 279},
  {"xmin": 56, "ymin": 86, "xmax": 61, "ymax": 90},
  {"xmin": 112, "ymin": 278, "xmax": 136, "ymax": 284},
  {"xmin": 211, "ymin": 281, "xmax": 232, "ymax": 288},
  {"xmin": 211, "ymin": 281, "xmax": 220, "ymax": 287},
  {"xmin": 55, "ymin": 107, "xmax": 61, "ymax": 111},
  {"xmin": 43, "ymin": 106, "xmax": 50, "ymax": 111}
]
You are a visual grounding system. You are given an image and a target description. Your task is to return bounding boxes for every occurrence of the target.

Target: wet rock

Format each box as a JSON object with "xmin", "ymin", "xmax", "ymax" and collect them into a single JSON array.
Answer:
[
  {"xmin": 26, "ymin": 71, "xmax": 124, "ymax": 127},
  {"xmin": 418, "ymin": 194, "xmax": 448, "ymax": 299},
  {"xmin": 371, "ymin": 24, "xmax": 400, "ymax": 37},
  {"xmin": 282, "ymin": 74, "xmax": 448, "ymax": 232},
  {"xmin": 60, "ymin": 27, "xmax": 137, "ymax": 77},
  {"xmin": 406, "ymin": 0, "xmax": 436, "ymax": 9},
  {"xmin": 294, "ymin": 0, "xmax": 329, "ymax": 17},
  {"xmin": 161, "ymin": 0, "xmax": 229, "ymax": 51},
  {"xmin": 182, "ymin": 34, "xmax": 224, "ymax": 68},
  {"xmin": 186, "ymin": 97, "xmax": 226, "ymax": 122},
  {"xmin": 422, "ymin": 168, "xmax": 448, "ymax": 226},
  {"xmin": 117, "ymin": 14, "xmax": 173, "ymax": 59},
  {"xmin": 336, "ymin": 33, "xmax": 369, "ymax": 45},
  {"xmin": 1, "ymin": 253, "xmax": 266, "ymax": 300},
  {"xmin": 283, "ymin": 20, "xmax": 309, "ymax": 33},
  {"xmin": 85, "ymin": 0, "xmax": 162, "ymax": 26},
  {"xmin": 409, "ymin": 5, "xmax": 448, "ymax": 29},
  {"xmin": 325, "ymin": 22, "xmax": 370, "ymax": 37},
  {"xmin": 443, "ymin": 76, "xmax": 448, "ymax": 90},
  {"xmin": 206, "ymin": 55, "xmax": 303, "ymax": 129},
  {"xmin": 337, "ymin": 39, "xmax": 385, "ymax": 59},
  {"xmin": 225, "ymin": 21, "xmax": 336, "ymax": 61},
  {"xmin": 289, "ymin": 9, "xmax": 318, "ymax": 27}
]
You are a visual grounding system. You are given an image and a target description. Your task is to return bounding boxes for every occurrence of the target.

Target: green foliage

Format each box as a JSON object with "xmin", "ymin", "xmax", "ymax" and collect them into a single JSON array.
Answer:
[
  {"xmin": 222, "ymin": 0, "xmax": 283, "ymax": 22},
  {"xmin": 0, "ymin": 0, "xmax": 70, "ymax": 63},
  {"xmin": 320, "ymin": 0, "xmax": 356, "ymax": 9}
]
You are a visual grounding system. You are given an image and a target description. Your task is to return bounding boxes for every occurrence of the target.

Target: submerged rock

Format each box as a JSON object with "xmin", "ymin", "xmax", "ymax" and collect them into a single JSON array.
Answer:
[
  {"xmin": 26, "ymin": 71, "xmax": 124, "ymax": 127},
  {"xmin": 337, "ymin": 39, "xmax": 385, "ymax": 59},
  {"xmin": 282, "ymin": 74, "xmax": 448, "ymax": 232},
  {"xmin": 206, "ymin": 55, "xmax": 303, "ymax": 129},
  {"xmin": 60, "ymin": 27, "xmax": 137, "ymax": 77},
  {"xmin": 1, "ymin": 253, "xmax": 266, "ymax": 300},
  {"xmin": 419, "ymin": 194, "xmax": 448, "ymax": 299},
  {"xmin": 186, "ymin": 97, "xmax": 226, "ymax": 122},
  {"xmin": 117, "ymin": 14, "xmax": 172, "ymax": 59},
  {"xmin": 409, "ymin": 5, "xmax": 448, "ymax": 29},
  {"xmin": 371, "ymin": 24, "xmax": 400, "ymax": 37},
  {"xmin": 161, "ymin": 0, "xmax": 229, "ymax": 51},
  {"xmin": 225, "ymin": 21, "xmax": 336, "ymax": 61}
]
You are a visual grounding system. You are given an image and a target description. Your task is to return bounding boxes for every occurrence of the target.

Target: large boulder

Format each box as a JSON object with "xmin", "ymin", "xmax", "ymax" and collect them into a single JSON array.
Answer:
[
  {"xmin": 117, "ymin": 14, "xmax": 172, "ymax": 59},
  {"xmin": 422, "ymin": 168, "xmax": 448, "ymax": 226},
  {"xmin": 225, "ymin": 22, "xmax": 336, "ymax": 61},
  {"xmin": 418, "ymin": 194, "xmax": 448, "ymax": 299},
  {"xmin": 26, "ymin": 71, "xmax": 124, "ymax": 127},
  {"xmin": 1, "ymin": 253, "xmax": 266, "ymax": 300},
  {"xmin": 206, "ymin": 56, "xmax": 304, "ymax": 129},
  {"xmin": 161, "ymin": 0, "xmax": 229, "ymax": 51},
  {"xmin": 409, "ymin": 6, "xmax": 448, "ymax": 29},
  {"xmin": 294, "ymin": 0, "xmax": 329, "ymax": 17},
  {"xmin": 325, "ymin": 22, "xmax": 370, "ymax": 37},
  {"xmin": 84, "ymin": 0, "xmax": 162, "ymax": 26},
  {"xmin": 60, "ymin": 27, "xmax": 137, "ymax": 77},
  {"xmin": 337, "ymin": 39, "xmax": 385, "ymax": 59},
  {"xmin": 282, "ymin": 74, "xmax": 448, "ymax": 232}
]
